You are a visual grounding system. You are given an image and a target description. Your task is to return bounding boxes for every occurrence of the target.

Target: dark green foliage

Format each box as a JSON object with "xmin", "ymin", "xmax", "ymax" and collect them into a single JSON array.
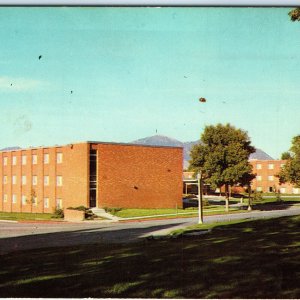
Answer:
[
  {"xmin": 281, "ymin": 151, "xmax": 291, "ymax": 160},
  {"xmin": 189, "ymin": 123, "xmax": 256, "ymax": 191},
  {"xmin": 289, "ymin": 8, "xmax": 300, "ymax": 21},
  {"xmin": 52, "ymin": 208, "xmax": 64, "ymax": 219},
  {"xmin": 279, "ymin": 135, "xmax": 300, "ymax": 187}
]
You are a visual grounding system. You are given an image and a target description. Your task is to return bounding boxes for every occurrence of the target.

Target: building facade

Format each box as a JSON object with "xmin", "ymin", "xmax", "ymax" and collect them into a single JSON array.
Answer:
[
  {"xmin": 0, "ymin": 142, "xmax": 183, "ymax": 213},
  {"xmin": 250, "ymin": 159, "xmax": 298, "ymax": 194}
]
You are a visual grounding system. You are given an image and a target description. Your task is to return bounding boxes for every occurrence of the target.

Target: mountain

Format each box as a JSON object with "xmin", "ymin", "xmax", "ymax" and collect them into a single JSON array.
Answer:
[
  {"xmin": 131, "ymin": 135, "xmax": 274, "ymax": 168},
  {"xmin": 131, "ymin": 135, "xmax": 200, "ymax": 168},
  {"xmin": 1, "ymin": 146, "xmax": 21, "ymax": 151},
  {"xmin": 249, "ymin": 148, "xmax": 274, "ymax": 160}
]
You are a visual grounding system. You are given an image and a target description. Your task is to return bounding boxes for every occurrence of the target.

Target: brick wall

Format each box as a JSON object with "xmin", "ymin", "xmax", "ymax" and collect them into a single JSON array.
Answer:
[{"xmin": 94, "ymin": 143, "xmax": 183, "ymax": 209}]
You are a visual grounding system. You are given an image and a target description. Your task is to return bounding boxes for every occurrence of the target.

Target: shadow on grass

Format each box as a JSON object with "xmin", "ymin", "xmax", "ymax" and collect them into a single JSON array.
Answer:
[{"xmin": 0, "ymin": 216, "xmax": 299, "ymax": 298}]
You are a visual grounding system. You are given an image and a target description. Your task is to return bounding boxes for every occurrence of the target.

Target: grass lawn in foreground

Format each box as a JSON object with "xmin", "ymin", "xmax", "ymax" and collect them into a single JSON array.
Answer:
[
  {"xmin": 0, "ymin": 212, "xmax": 54, "ymax": 221},
  {"xmin": 0, "ymin": 215, "xmax": 299, "ymax": 298}
]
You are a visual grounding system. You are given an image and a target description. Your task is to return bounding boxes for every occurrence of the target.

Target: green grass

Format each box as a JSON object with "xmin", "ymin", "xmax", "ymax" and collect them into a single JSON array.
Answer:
[
  {"xmin": 0, "ymin": 212, "xmax": 55, "ymax": 221},
  {"xmin": 0, "ymin": 215, "xmax": 299, "ymax": 298},
  {"xmin": 113, "ymin": 207, "xmax": 243, "ymax": 219}
]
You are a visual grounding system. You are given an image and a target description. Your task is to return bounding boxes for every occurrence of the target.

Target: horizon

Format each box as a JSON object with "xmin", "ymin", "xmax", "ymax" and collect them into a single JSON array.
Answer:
[{"xmin": 1, "ymin": 7, "xmax": 300, "ymax": 159}]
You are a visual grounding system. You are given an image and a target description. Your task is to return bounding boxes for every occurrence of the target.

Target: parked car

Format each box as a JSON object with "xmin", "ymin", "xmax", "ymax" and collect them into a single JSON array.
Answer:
[{"xmin": 182, "ymin": 197, "xmax": 199, "ymax": 209}]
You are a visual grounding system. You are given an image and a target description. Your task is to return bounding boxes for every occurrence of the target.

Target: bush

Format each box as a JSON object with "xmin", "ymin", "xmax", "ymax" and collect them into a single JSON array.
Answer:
[
  {"xmin": 253, "ymin": 191, "xmax": 263, "ymax": 202},
  {"xmin": 52, "ymin": 208, "xmax": 64, "ymax": 219},
  {"xmin": 104, "ymin": 207, "xmax": 122, "ymax": 214},
  {"xmin": 67, "ymin": 206, "xmax": 96, "ymax": 220}
]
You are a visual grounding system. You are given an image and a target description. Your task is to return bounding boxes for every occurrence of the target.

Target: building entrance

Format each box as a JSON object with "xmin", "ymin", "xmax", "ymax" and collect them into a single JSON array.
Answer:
[{"xmin": 89, "ymin": 149, "xmax": 97, "ymax": 208}]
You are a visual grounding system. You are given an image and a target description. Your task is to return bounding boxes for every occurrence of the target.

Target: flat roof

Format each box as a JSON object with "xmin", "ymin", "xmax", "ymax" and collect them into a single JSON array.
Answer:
[{"xmin": 0, "ymin": 141, "xmax": 183, "ymax": 153}]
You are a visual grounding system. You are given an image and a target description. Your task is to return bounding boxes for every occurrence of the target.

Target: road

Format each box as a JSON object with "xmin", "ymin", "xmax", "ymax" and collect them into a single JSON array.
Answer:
[{"xmin": 0, "ymin": 206, "xmax": 299, "ymax": 255}]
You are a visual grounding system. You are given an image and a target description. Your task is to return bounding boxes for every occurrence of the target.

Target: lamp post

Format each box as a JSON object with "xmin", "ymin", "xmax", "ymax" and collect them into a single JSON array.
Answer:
[{"xmin": 197, "ymin": 171, "xmax": 203, "ymax": 224}]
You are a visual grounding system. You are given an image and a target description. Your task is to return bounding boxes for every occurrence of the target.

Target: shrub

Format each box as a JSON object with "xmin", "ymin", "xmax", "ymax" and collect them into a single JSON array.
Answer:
[
  {"xmin": 52, "ymin": 208, "xmax": 64, "ymax": 219},
  {"xmin": 253, "ymin": 191, "xmax": 263, "ymax": 202},
  {"xmin": 67, "ymin": 206, "xmax": 96, "ymax": 220},
  {"xmin": 105, "ymin": 207, "xmax": 122, "ymax": 214}
]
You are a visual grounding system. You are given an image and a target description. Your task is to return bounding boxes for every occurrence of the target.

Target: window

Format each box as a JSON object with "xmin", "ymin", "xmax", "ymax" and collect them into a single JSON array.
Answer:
[
  {"xmin": 3, "ymin": 176, "xmax": 7, "ymax": 184},
  {"xmin": 22, "ymin": 175, "xmax": 26, "ymax": 185},
  {"xmin": 280, "ymin": 187, "xmax": 286, "ymax": 194},
  {"xmin": 56, "ymin": 176, "xmax": 63, "ymax": 186},
  {"xmin": 12, "ymin": 175, "xmax": 17, "ymax": 185},
  {"xmin": 293, "ymin": 188, "xmax": 300, "ymax": 194},
  {"xmin": 44, "ymin": 176, "xmax": 49, "ymax": 186},
  {"xmin": 269, "ymin": 186, "xmax": 273, "ymax": 192},
  {"xmin": 32, "ymin": 197, "xmax": 37, "ymax": 206},
  {"xmin": 268, "ymin": 164, "xmax": 274, "ymax": 170},
  {"xmin": 12, "ymin": 156, "xmax": 17, "ymax": 165},
  {"xmin": 32, "ymin": 154, "xmax": 37, "ymax": 164},
  {"xmin": 56, "ymin": 198, "xmax": 62, "ymax": 209},
  {"xmin": 56, "ymin": 152, "xmax": 63, "ymax": 164},
  {"xmin": 44, "ymin": 197, "xmax": 49, "ymax": 208},
  {"xmin": 256, "ymin": 187, "xmax": 262, "ymax": 192},
  {"xmin": 44, "ymin": 153, "xmax": 49, "ymax": 164},
  {"xmin": 256, "ymin": 175, "xmax": 262, "ymax": 181},
  {"xmin": 280, "ymin": 163, "xmax": 285, "ymax": 168},
  {"xmin": 268, "ymin": 175, "xmax": 274, "ymax": 181},
  {"xmin": 12, "ymin": 194, "xmax": 17, "ymax": 204},
  {"xmin": 32, "ymin": 175, "xmax": 37, "ymax": 186},
  {"xmin": 22, "ymin": 195, "xmax": 27, "ymax": 205},
  {"xmin": 22, "ymin": 155, "xmax": 27, "ymax": 165},
  {"xmin": 3, "ymin": 157, "xmax": 7, "ymax": 166},
  {"xmin": 256, "ymin": 164, "xmax": 262, "ymax": 170},
  {"xmin": 3, "ymin": 194, "xmax": 8, "ymax": 202}
]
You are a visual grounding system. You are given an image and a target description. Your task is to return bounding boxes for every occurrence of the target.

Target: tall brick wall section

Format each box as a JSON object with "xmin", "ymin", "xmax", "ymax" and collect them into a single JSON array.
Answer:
[
  {"xmin": 93, "ymin": 144, "xmax": 183, "ymax": 209},
  {"xmin": 0, "ymin": 143, "xmax": 89, "ymax": 213},
  {"xmin": 62, "ymin": 143, "xmax": 89, "ymax": 209}
]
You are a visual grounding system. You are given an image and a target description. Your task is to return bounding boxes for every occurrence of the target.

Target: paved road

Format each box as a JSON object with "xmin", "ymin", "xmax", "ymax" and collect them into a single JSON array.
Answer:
[{"xmin": 0, "ymin": 206, "xmax": 299, "ymax": 255}]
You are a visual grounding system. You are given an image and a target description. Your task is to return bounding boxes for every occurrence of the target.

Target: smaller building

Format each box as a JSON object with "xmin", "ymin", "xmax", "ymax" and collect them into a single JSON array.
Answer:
[{"xmin": 250, "ymin": 159, "xmax": 297, "ymax": 194}]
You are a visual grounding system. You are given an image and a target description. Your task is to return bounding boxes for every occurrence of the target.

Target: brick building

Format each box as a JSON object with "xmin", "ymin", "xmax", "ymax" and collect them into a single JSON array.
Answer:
[
  {"xmin": 0, "ymin": 142, "xmax": 183, "ymax": 213},
  {"xmin": 250, "ymin": 159, "xmax": 298, "ymax": 194},
  {"xmin": 183, "ymin": 159, "xmax": 299, "ymax": 195}
]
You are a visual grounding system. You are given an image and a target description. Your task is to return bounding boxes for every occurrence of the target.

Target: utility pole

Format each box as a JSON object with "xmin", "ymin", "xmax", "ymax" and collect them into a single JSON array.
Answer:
[{"xmin": 197, "ymin": 171, "xmax": 203, "ymax": 224}]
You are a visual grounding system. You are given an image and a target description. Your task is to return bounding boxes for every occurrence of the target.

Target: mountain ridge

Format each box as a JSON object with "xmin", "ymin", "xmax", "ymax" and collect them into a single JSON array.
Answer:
[{"xmin": 131, "ymin": 135, "xmax": 274, "ymax": 168}]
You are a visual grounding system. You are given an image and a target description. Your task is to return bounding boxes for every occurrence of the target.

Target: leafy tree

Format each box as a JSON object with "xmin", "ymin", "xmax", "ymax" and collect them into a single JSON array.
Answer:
[
  {"xmin": 278, "ymin": 135, "xmax": 300, "ymax": 186},
  {"xmin": 189, "ymin": 123, "xmax": 256, "ymax": 211},
  {"xmin": 281, "ymin": 151, "xmax": 291, "ymax": 160},
  {"xmin": 289, "ymin": 8, "xmax": 300, "ymax": 21}
]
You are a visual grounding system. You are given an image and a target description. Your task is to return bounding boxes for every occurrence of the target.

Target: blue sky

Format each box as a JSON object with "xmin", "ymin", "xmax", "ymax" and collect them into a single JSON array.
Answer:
[{"xmin": 1, "ymin": 7, "xmax": 300, "ymax": 158}]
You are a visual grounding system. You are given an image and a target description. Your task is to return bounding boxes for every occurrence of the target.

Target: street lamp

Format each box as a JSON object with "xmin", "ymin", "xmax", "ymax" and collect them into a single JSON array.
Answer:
[{"xmin": 197, "ymin": 171, "xmax": 203, "ymax": 224}]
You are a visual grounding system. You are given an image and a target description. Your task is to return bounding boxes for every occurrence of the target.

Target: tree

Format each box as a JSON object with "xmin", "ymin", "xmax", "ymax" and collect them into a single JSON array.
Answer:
[
  {"xmin": 281, "ymin": 151, "xmax": 292, "ymax": 160},
  {"xmin": 289, "ymin": 8, "xmax": 300, "ymax": 21},
  {"xmin": 278, "ymin": 135, "xmax": 300, "ymax": 186},
  {"xmin": 189, "ymin": 123, "xmax": 256, "ymax": 211}
]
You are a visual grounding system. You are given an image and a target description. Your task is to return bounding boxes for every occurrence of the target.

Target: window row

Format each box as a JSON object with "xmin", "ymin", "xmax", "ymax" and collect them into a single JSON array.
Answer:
[
  {"xmin": 2, "ymin": 194, "xmax": 63, "ymax": 208},
  {"xmin": 256, "ymin": 175, "xmax": 274, "ymax": 181},
  {"xmin": 2, "ymin": 153, "xmax": 63, "ymax": 166},
  {"xmin": 3, "ymin": 175, "xmax": 63, "ymax": 186},
  {"xmin": 256, "ymin": 163, "xmax": 285, "ymax": 170}
]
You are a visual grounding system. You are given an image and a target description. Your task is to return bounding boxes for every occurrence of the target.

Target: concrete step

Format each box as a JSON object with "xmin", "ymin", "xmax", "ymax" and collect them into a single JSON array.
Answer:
[{"xmin": 91, "ymin": 208, "xmax": 120, "ymax": 221}]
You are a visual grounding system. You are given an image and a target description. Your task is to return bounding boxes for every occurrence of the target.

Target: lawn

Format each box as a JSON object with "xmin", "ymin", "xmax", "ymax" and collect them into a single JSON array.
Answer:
[
  {"xmin": 112, "ymin": 206, "xmax": 242, "ymax": 219},
  {"xmin": 0, "ymin": 215, "xmax": 299, "ymax": 298},
  {"xmin": 0, "ymin": 212, "xmax": 54, "ymax": 221}
]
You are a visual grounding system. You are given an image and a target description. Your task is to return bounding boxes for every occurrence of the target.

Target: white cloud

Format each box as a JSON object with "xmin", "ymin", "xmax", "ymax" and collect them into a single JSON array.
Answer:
[{"xmin": 0, "ymin": 76, "xmax": 45, "ymax": 91}]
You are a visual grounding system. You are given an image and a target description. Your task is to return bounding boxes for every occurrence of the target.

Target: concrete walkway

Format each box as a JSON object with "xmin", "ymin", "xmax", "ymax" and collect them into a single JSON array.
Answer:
[{"xmin": 141, "ymin": 205, "xmax": 300, "ymax": 237}]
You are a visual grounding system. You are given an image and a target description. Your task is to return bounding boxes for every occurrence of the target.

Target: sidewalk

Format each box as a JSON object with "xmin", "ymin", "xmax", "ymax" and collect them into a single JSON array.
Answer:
[{"xmin": 141, "ymin": 205, "xmax": 300, "ymax": 238}]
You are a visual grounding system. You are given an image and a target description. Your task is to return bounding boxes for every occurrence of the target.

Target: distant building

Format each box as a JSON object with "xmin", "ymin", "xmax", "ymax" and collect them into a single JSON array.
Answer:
[
  {"xmin": 0, "ymin": 142, "xmax": 183, "ymax": 213},
  {"xmin": 250, "ymin": 159, "xmax": 297, "ymax": 194},
  {"xmin": 184, "ymin": 159, "xmax": 299, "ymax": 195}
]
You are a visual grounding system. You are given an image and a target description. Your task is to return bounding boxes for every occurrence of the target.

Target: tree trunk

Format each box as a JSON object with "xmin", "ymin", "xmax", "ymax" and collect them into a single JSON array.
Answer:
[{"xmin": 225, "ymin": 184, "xmax": 229, "ymax": 212}]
